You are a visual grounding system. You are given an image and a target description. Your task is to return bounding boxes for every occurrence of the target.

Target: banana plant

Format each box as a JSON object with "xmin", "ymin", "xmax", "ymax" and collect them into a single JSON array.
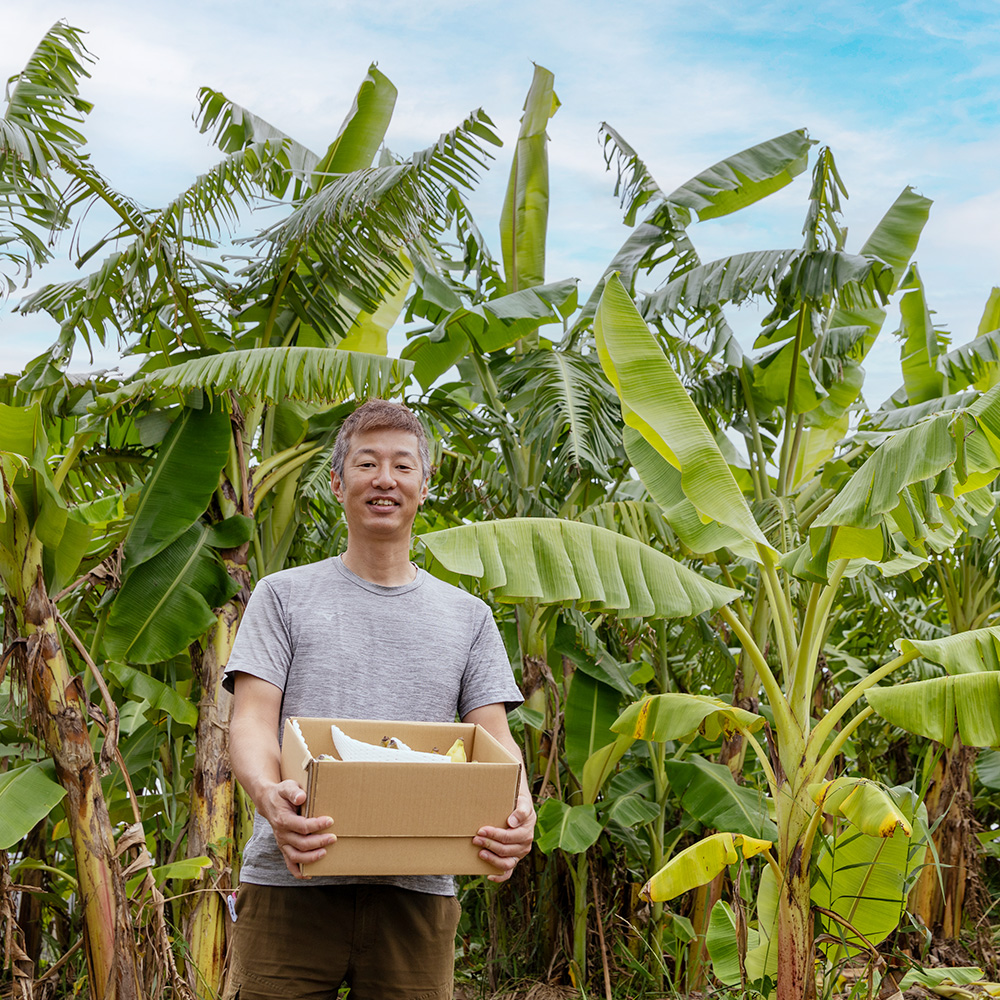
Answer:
[
  {"xmin": 589, "ymin": 264, "xmax": 1000, "ymax": 998},
  {"xmin": 0, "ymin": 399, "xmax": 146, "ymax": 999}
]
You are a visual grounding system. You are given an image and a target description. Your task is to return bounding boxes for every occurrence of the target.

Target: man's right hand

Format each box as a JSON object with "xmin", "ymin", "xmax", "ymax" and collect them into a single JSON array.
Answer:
[{"xmin": 258, "ymin": 779, "xmax": 335, "ymax": 878}]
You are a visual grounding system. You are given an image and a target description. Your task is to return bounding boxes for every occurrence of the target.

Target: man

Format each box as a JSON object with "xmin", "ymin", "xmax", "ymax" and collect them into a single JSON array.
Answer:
[{"xmin": 223, "ymin": 399, "xmax": 535, "ymax": 1000}]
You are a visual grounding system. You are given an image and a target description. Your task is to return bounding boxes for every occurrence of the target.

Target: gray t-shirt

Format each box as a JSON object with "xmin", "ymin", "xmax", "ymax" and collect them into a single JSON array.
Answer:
[{"xmin": 223, "ymin": 556, "xmax": 523, "ymax": 895}]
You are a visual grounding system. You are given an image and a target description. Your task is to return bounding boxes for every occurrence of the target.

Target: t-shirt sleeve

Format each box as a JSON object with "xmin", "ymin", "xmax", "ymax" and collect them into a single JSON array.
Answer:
[
  {"xmin": 222, "ymin": 578, "xmax": 293, "ymax": 695},
  {"xmin": 457, "ymin": 604, "xmax": 524, "ymax": 718}
]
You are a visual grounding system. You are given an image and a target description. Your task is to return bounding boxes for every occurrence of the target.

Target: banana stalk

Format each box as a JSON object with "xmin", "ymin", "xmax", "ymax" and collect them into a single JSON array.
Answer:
[
  {"xmin": 184, "ymin": 546, "xmax": 249, "ymax": 999},
  {"xmin": 20, "ymin": 573, "xmax": 142, "ymax": 1000}
]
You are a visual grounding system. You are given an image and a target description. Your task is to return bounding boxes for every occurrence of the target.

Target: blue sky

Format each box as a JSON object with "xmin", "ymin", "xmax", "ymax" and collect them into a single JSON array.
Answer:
[{"xmin": 3, "ymin": 0, "xmax": 999, "ymax": 407}]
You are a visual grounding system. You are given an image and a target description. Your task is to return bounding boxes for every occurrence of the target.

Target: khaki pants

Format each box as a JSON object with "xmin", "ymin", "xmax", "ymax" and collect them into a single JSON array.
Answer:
[{"xmin": 224, "ymin": 883, "xmax": 461, "ymax": 1000}]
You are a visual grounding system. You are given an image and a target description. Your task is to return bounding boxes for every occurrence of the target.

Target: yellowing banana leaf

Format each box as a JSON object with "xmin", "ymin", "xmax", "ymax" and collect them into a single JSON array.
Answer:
[
  {"xmin": 418, "ymin": 517, "xmax": 740, "ymax": 618},
  {"xmin": 866, "ymin": 673, "xmax": 1000, "ymax": 748},
  {"xmin": 810, "ymin": 777, "xmax": 912, "ymax": 837},
  {"xmin": 595, "ymin": 273, "xmax": 771, "ymax": 555},
  {"xmin": 500, "ymin": 63, "xmax": 559, "ymax": 293},
  {"xmin": 813, "ymin": 787, "xmax": 927, "ymax": 959},
  {"xmin": 0, "ymin": 763, "xmax": 67, "ymax": 850},
  {"xmin": 613, "ymin": 693, "xmax": 764, "ymax": 745},
  {"xmin": 640, "ymin": 831, "xmax": 772, "ymax": 902},
  {"xmin": 534, "ymin": 799, "xmax": 603, "ymax": 855},
  {"xmin": 897, "ymin": 626, "xmax": 1000, "ymax": 674}
]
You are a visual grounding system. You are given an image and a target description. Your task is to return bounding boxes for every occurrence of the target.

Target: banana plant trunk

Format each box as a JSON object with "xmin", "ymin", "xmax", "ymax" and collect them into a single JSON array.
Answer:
[
  {"xmin": 184, "ymin": 546, "xmax": 249, "ymax": 998},
  {"xmin": 19, "ymin": 575, "xmax": 142, "ymax": 1000},
  {"xmin": 909, "ymin": 741, "xmax": 975, "ymax": 940},
  {"xmin": 776, "ymin": 792, "xmax": 816, "ymax": 1000}
]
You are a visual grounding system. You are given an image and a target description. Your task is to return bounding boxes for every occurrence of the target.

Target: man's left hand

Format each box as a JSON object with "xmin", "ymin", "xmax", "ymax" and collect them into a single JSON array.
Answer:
[{"xmin": 474, "ymin": 794, "xmax": 536, "ymax": 883}]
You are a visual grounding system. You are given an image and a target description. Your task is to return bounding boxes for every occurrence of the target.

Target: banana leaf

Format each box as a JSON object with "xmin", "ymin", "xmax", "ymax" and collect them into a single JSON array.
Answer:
[
  {"xmin": 641, "ymin": 831, "xmax": 772, "ymax": 902},
  {"xmin": 105, "ymin": 515, "xmax": 253, "ymax": 663},
  {"xmin": 419, "ymin": 517, "xmax": 740, "ymax": 618},
  {"xmin": 500, "ymin": 63, "xmax": 559, "ymax": 293},
  {"xmin": 810, "ymin": 777, "xmax": 912, "ymax": 837},
  {"xmin": 534, "ymin": 799, "xmax": 603, "ymax": 855},
  {"xmin": 865, "ymin": 672, "xmax": 1000, "ymax": 748},
  {"xmin": 564, "ymin": 671, "xmax": 621, "ymax": 780},
  {"xmin": 664, "ymin": 755, "xmax": 776, "ymax": 840},
  {"xmin": 123, "ymin": 403, "xmax": 232, "ymax": 568},
  {"xmin": 813, "ymin": 788, "xmax": 927, "ymax": 959},
  {"xmin": 595, "ymin": 274, "xmax": 771, "ymax": 553},
  {"xmin": 613, "ymin": 693, "xmax": 764, "ymax": 744},
  {"xmin": 898, "ymin": 624, "xmax": 1000, "ymax": 674},
  {"xmin": 0, "ymin": 763, "xmax": 66, "ymax": 850}
]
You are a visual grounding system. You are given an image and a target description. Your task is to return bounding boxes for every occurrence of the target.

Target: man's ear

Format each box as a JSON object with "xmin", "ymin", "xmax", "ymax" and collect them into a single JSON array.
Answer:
[
  {"xmin": 331, "ymin": 468, "xmax": 344, "ymax": 503},
  {"xmin": 419, "ymin": 478, "xmax": 429, "ymax": 504}
]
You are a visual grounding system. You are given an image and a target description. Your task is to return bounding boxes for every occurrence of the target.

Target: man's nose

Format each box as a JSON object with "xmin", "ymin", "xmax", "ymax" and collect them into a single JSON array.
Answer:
[{"xmin": 372, "ymin": 463, "xmax": 396, "ymax": 487}]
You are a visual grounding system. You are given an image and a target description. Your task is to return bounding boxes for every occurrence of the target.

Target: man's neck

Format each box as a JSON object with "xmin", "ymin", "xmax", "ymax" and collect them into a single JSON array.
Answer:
[{"xmin": 339, "ymin": 543, "xmax": 417, "ymax": 587}]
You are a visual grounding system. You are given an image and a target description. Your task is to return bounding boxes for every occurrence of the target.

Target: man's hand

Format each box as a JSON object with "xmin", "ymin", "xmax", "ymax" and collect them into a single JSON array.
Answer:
[
  {"xmin": 473, "ymin": 790, "xmax": 536, "ymax": 883},
  {"xmin": 257, "ymin": 779, "xmax": 335, "ymax": 879}
]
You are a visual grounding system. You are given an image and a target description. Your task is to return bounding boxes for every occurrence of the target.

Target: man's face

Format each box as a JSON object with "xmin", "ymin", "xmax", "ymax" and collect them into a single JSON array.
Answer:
[{"xmin": 330, "ymin": 428, "xmax": 429, "ymax": 540}]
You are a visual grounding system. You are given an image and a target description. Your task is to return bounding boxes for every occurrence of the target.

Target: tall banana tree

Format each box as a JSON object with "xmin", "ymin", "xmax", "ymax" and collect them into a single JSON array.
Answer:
[
  {"xmin": 588, "ymin": 269, "xmax": 1000, "ymax": 998},
  {"xmin": 7, "ymin": 24, "xmax": 499, "ymax": 996}
]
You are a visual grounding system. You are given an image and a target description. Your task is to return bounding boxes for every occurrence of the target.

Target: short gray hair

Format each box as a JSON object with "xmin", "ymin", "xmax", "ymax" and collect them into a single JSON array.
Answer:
[{"xmin": 331, "ymin": 399, "xmax": 431, "ymax": 482}]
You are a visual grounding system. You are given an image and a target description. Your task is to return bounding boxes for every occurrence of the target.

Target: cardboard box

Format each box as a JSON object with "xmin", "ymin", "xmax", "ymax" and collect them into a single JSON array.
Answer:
[{"xmin": 281, "ymin": 717, "xmax": 521, "ymax": 877}]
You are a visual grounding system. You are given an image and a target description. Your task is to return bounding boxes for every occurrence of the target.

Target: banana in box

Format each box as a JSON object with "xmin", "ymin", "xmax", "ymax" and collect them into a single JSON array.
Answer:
[{"xmin": 281, "ymin": 717, "xmax": 521, "ymax": 877}]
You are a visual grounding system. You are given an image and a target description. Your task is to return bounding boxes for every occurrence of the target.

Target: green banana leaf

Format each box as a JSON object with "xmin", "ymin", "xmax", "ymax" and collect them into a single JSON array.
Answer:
[
  {"xmin": 815, "ymin": 382, "xmax": 1000, "ymax": 546},
  {"xmin": 126, "ymin": 856, "xmax": 213, "ymax": 895},
  {"xmin": 94, "ymin": 347, "xmax": 412, "ymax": 413},
  {"xmin": 105, "ymin": 661, "xmax": 199, "ymax": 727},
  {"xmin": 312, "ymin": 64, "xmax": 396, "ymax": 185},
  {"xmin": 105, "ymin": 515, "xmax": 253, "ymax": 663},
  {"xmin": 578, "ymin": 128, "xmax": 812, "ymax": 326},
  {"xmin": 500, "ymin": 63, "xmax": 559, "ymax": 293},
  {"xmin": 937, "ymin": 327, "xmax": 1000, "ymax": 393},
  {"xmin": 897, "ymin": 265, "xmax": 945, "ymax": 405},
  {"xmin": 664, "ymin": 755, "xmax": 777, "ymax": 840},
  {"xmin": 338, "ymin": 253, "xmax": 413, "ymax": 354},
  {"xmin": 553, "ymin": 612, "xmax": 638, "ymax": 697},
  {"xmin": 582, "ymin": 732, "xmax": 634, "ymax": 805},
  {"xmin": 419, "ymin": 517, "xmax": 739, "ymax": 617},
  {"xmin": 646, "ymin": 248, "xmax": 892, "ymax": 317},
  {"xmin": 124, "ymin": 404, "xmax": 232, "ymax": 568},
  {"xmin": 898, "ymin": 625, "xmax": 1000, "ymax": 674},
  {"xmin": 564, "ymin": 671, "xmax": 621, "ymax": 780},
  {"xmin": 857, "ymin": 186, "xmax": 932, "ymax": 292},
  {"xmin": 612, "ymin": 693, "xmax": 764, "ymax": 744},
  {"xmin": 534, "ymin": 799, "xmax": 603, "ymax": 855},
  {"xmin": 706, "ymin": 897, "xmax": 777, "ymax": 989},
  {"xmin": 866, "ymin": 672, "xmax": 1000, "ymax": 748},
  {"xmin": 813, "ymin": 788, "xmax": 927, "ymax": 958},
  {"xmin": 595, "ymin": 274, "xmax": 771, "ymax": 554},
  {"xmin": 623, "ymin": 428, "xmax": 758, "ymax": 559},
  {"xmin": 598, "ymin": 770, "xmax": 661, "ymax": 828},
  {"xmin": 0, "ymin": 763, "xmax": 66, "ymax": 850}
]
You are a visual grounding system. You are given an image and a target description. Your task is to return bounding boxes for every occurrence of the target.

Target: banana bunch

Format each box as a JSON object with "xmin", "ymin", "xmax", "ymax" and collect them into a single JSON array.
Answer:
[{"xmin": 328, "ymin": 724, "xmax": 466, "ymax": 763}]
